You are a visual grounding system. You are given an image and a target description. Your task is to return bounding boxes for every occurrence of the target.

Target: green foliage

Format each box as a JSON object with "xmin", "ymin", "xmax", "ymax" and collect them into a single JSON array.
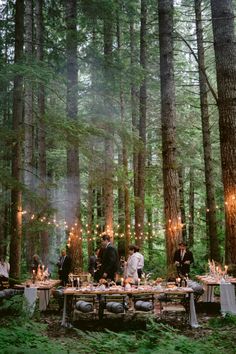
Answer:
[
  {"xmin": 208, "ymin": 313, "xmax": 236, "ymax": 328},
  {"xmin": 0, "ymin": 321, "xmax": 68, "ymax": 354},
  {"xmin": 0, "ymin": 295, "xmax": 25, "ymax": 316},
  {"xmin": 0, "ymin": 315, "xmax": 236, "ymax": 354}
]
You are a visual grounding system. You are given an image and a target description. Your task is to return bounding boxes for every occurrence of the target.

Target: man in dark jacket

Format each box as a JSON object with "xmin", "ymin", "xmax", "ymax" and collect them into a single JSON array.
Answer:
[
  {"xmin": 173, "ymin": 242, "xmax": 194, "ymax": 277},
  {"xmin": 100, "ymin": 235, "xmax": 119, "ymax": 282},
  {"xmin": 57, "ymin": 249, "xmax": 71, "ymax": 286}
]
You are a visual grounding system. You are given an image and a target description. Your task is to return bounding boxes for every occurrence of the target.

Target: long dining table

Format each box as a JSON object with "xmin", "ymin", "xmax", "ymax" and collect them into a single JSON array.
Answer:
[
  {"xmin": 196, "ymin": 275, "xmax": 236, "ymax": 301},
  {"xmin": 61, "ymin": 284, "xmax": 199, "ymax": 328},
  {"xmin": 14, "ymin": 279, "xmax": 61, "ymax": 311}
]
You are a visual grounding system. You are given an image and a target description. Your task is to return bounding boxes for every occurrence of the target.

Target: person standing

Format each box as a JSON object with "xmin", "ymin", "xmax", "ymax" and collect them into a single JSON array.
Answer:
[
  {"xmin": 124, "ymin": 245, "xmax": 139, "ymax": 282},
  {"xmin": 57, "ymin": 249, "xmax": 71, "ymax": 286},
  {"xmin": 134, "ymin": 246, "xmax": 144, "ymax": 278},
  {"xmin": 0, "ymin": 256, "xmax": 10, "ymax": 279},
  {"xmin": 31, "ymin": 254, "xmax": 41, "ymax": 272},
  {"xmin": 100, "ymin": 235, "xmax": 119, "ymax": 282},
  {"xmin": 0, "ymin": 256, "xmax": 10, "ymax": 289},
  {"xmin": 173, "ymin": 242, "xmax": 194, "ymax": 277},
  {"xmin": 88, "ymin": 247, "xmax": 100, "ymax": 278}
]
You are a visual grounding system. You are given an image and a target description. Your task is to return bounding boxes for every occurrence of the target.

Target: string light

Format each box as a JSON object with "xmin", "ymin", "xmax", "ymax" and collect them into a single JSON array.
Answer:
[{"xmin": 19, "ymin": 199, "xmax": 228, "ymax": 249}]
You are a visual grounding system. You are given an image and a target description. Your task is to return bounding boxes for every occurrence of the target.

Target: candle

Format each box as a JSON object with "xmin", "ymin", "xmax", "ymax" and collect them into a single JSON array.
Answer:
[
  {"xmin": 216, "ymin": 266, "xmax": 219, "ymax": 273},
  {"xmin": 77, "ymin": 277, "xmax": 80, "ymax": 287},
  {"xmin": 33, "ymin": 270, "xmax": 35, "ymax": 274},
  {"xmin": 224, "ymin": 265, "xmax": 228, "ymax": 274},
  {"xmin": 138, "ymin": 278, "xmax": 141, "ymax": 286},
  {"xmin": 121, "ymin": 278, "xmax": 124, "ymax": 286},
  {"xmin": 42, "ymin": 265, "xmax": 45, "ymax": 271},
  {"xmin": 176, "ymin": 277, "xmax": 181, "ymax": 286}
]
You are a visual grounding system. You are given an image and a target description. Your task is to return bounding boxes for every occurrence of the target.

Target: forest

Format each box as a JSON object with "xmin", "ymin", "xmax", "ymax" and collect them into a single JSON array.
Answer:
[{"xmin": 1, "ymin": 0, "xmax": 236, "ymax": 353}]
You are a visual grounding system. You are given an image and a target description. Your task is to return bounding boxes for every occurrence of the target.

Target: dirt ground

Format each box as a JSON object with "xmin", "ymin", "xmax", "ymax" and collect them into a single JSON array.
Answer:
[{"xmin": 41, "ymin": 300, "xmax": 223, "ymax": 340}]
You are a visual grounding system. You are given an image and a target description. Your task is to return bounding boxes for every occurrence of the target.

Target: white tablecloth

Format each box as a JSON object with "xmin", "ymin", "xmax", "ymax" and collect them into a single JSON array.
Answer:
[
  {"xmin": 202, "ymin": 284, "xmax": 215, "ymax": 302},
  {"xmin": 189, "ymin": 293, "xmax": 199, "ymax": 328},
  {"xmin": 24, "ymin": 287, "xmax": 37, "ymax": 315},
  {"xmin": 220, "ymin": 283, "xmax": 236, "ymax": 315}
]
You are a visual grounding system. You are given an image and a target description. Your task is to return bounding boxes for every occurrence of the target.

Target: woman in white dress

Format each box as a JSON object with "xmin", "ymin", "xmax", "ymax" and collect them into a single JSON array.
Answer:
[{"xmin": 124, "ymin": 245, "xmax": 139, "ymax": 282}]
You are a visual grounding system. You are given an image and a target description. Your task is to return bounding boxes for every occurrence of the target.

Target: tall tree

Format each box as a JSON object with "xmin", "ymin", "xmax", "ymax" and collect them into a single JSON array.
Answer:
[
  {"xmin": 195, "ymin": 0, "xmax": 220, "ymax": 261},
  {"xmin": 116, "ymin": 10, "xmax": 131, "ymax": 258},
  {"xmin": 135, "ymin": 0, "xmax": 147, "ymax": 247},
  {"xmin": 9, "ymin": 0, "xmax": 24, "ymax": 280},
  {"xmin": 188, "ymin": 167, "xmax": 195, "ymax": 247},
  {"xmin": 178, "ymin": 166, "xmax": 187, "ymax": 242},
  {"xmin": 210, "ymin": 0, "xmax": 236, "ymax": 264},
  {"xmin": 158, "ymin": 0, "xmax": 181, "ymax": 269},
  {"xmin": 24, "ymin": 0, "xmax": 35, "ymax": 268},
  {"xmin": 36, "ymin": 0, "xmax": 49, "ymax": 265},
  {"xmin": 103, "ymin": 10, "xmax": 114, "ymax": 240},
  {"xmin": 65, "ymin": 0, "xmax": 82, "ymax": 269}
]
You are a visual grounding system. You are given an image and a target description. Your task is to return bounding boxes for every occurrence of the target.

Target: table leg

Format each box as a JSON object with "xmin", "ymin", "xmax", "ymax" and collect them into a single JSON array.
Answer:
[{"xmin": 61, "ymin": 294, "xmax": 67, "ymax": 326}]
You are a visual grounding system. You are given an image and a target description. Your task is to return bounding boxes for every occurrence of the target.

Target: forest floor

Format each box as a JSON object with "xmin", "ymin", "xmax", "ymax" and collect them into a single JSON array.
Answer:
[
  {"xmin": 1, "ymin": 297, "xmax": 236, "ymax": 353},
  {"xmin": 41, "ymin": 301, "xmax": 224, "ymax": 339}
]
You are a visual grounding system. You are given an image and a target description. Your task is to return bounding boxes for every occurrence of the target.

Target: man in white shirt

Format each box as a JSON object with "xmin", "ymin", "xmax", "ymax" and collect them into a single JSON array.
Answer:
[{"xmin": 134, "ymin": 246, "xmax": 144, "ymax": 278}]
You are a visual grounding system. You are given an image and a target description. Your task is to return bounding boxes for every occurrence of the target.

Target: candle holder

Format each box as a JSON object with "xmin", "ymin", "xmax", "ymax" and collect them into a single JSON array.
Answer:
[{"xmin": 32, "ymin": 271, "xmax": 36, "ymax": 284}]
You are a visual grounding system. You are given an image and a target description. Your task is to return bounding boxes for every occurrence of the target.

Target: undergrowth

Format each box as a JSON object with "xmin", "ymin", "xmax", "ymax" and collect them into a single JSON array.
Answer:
[{"xmin": 0, "ymin": 296, "xmax": 236, "ymax": 354}]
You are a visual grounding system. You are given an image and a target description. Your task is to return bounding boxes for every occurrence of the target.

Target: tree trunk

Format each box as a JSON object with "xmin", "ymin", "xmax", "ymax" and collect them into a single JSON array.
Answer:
[
  {"xmin": 135, "ymin": 0, "xmax": 147, "ymax": 247},
  {"xmin": 65, "ymin": 0, "xmax": 82, "ymax": 270},
  {"xmin": 178, "ymin": 166, "xmax": 187, "ymax": 242},
  {"xmin": 36, "ymin": 0, "xmax": 49, "ymax": 266},
  {"xmin": 116, "ymin": 13, "xmax": 131, "ymax": 258},
  {"xmin": 210, "ymin": 0, "xmax": 236, "ymax": 265},
  {"xmin": 9, "ymin": 0, "xmax": 24, "ymax": 280},
  {"xmin": 158, "ymin": 0, "xmax": 181, "ymax": 270},
  {"xmin": 188, "ymin": 167, "xmax": 195, "ymax": 247},
  {"xmin": 103, "ymin": 15, "xmax": 114, "ymax": 240},
  {"xmin": 129, "ymin": 14, "xmax": 139, "ymax": 225},
  {"xmin": 87, "ymin": 160, "xmax": 95, "ymax": 257},
  {"xmin": 195, "ymin": 0, "xmax": 220, "ymax": 262},
  {"xmin": 24, "ymin": 0, "xmax": 35, "ymax": 269}
]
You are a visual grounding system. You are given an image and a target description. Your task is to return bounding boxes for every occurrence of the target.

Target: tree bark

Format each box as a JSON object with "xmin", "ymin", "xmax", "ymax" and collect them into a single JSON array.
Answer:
[
  {"xmin": 65, "ymin": 0, "xmax": 82, "ymax": 270},
  {"xmin": 24, "ymin": 0, "xmax": 35, "ymax": 269},
  {"xmin": 195, "ymin": 0, "xmax": 220, "ymax": 262},
  {"xmin": 116, "ymin": 12, "xmax": 131, "ymax": 258},
  {"xmin": 135, "ymin": 0, "xmax": 147, "ymax": 247},
  {"xmin": 10, "ymin": 0, "xmax": 24, "ymax": 280},
  {"xmin": 158, "ymin": 0, "xmax": 181, "ymax": 270},
  {"xmin": 103, "ymin": 14, "xmax": 114, "ymax": 240},
  {"xmin": 188, "ymin": 167, "xmax": 195, "ymax": 247},
  {"xmin": 210, "ymin": 0, "xmax": 236, "ymax": 264},
  {"xmin": 178, "ymin": 166, "xmax": 187, "ymax": 242},
  {"xmin": 36, "ymin": 0, "xmax": 49, "ymax": 265}
]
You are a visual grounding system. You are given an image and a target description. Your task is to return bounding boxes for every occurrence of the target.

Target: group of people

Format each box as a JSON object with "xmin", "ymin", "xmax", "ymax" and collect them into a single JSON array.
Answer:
[
  {"xmin": 88, "ymin": 235, "xmax": 144, "ymax": 284},
  {"xmin": 0, "ymin": 237, "xmax": 194, "ymax": 290},
  {"xmin": 57, "ymin": 236, "xmax": 194, "ymax": 287}
]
